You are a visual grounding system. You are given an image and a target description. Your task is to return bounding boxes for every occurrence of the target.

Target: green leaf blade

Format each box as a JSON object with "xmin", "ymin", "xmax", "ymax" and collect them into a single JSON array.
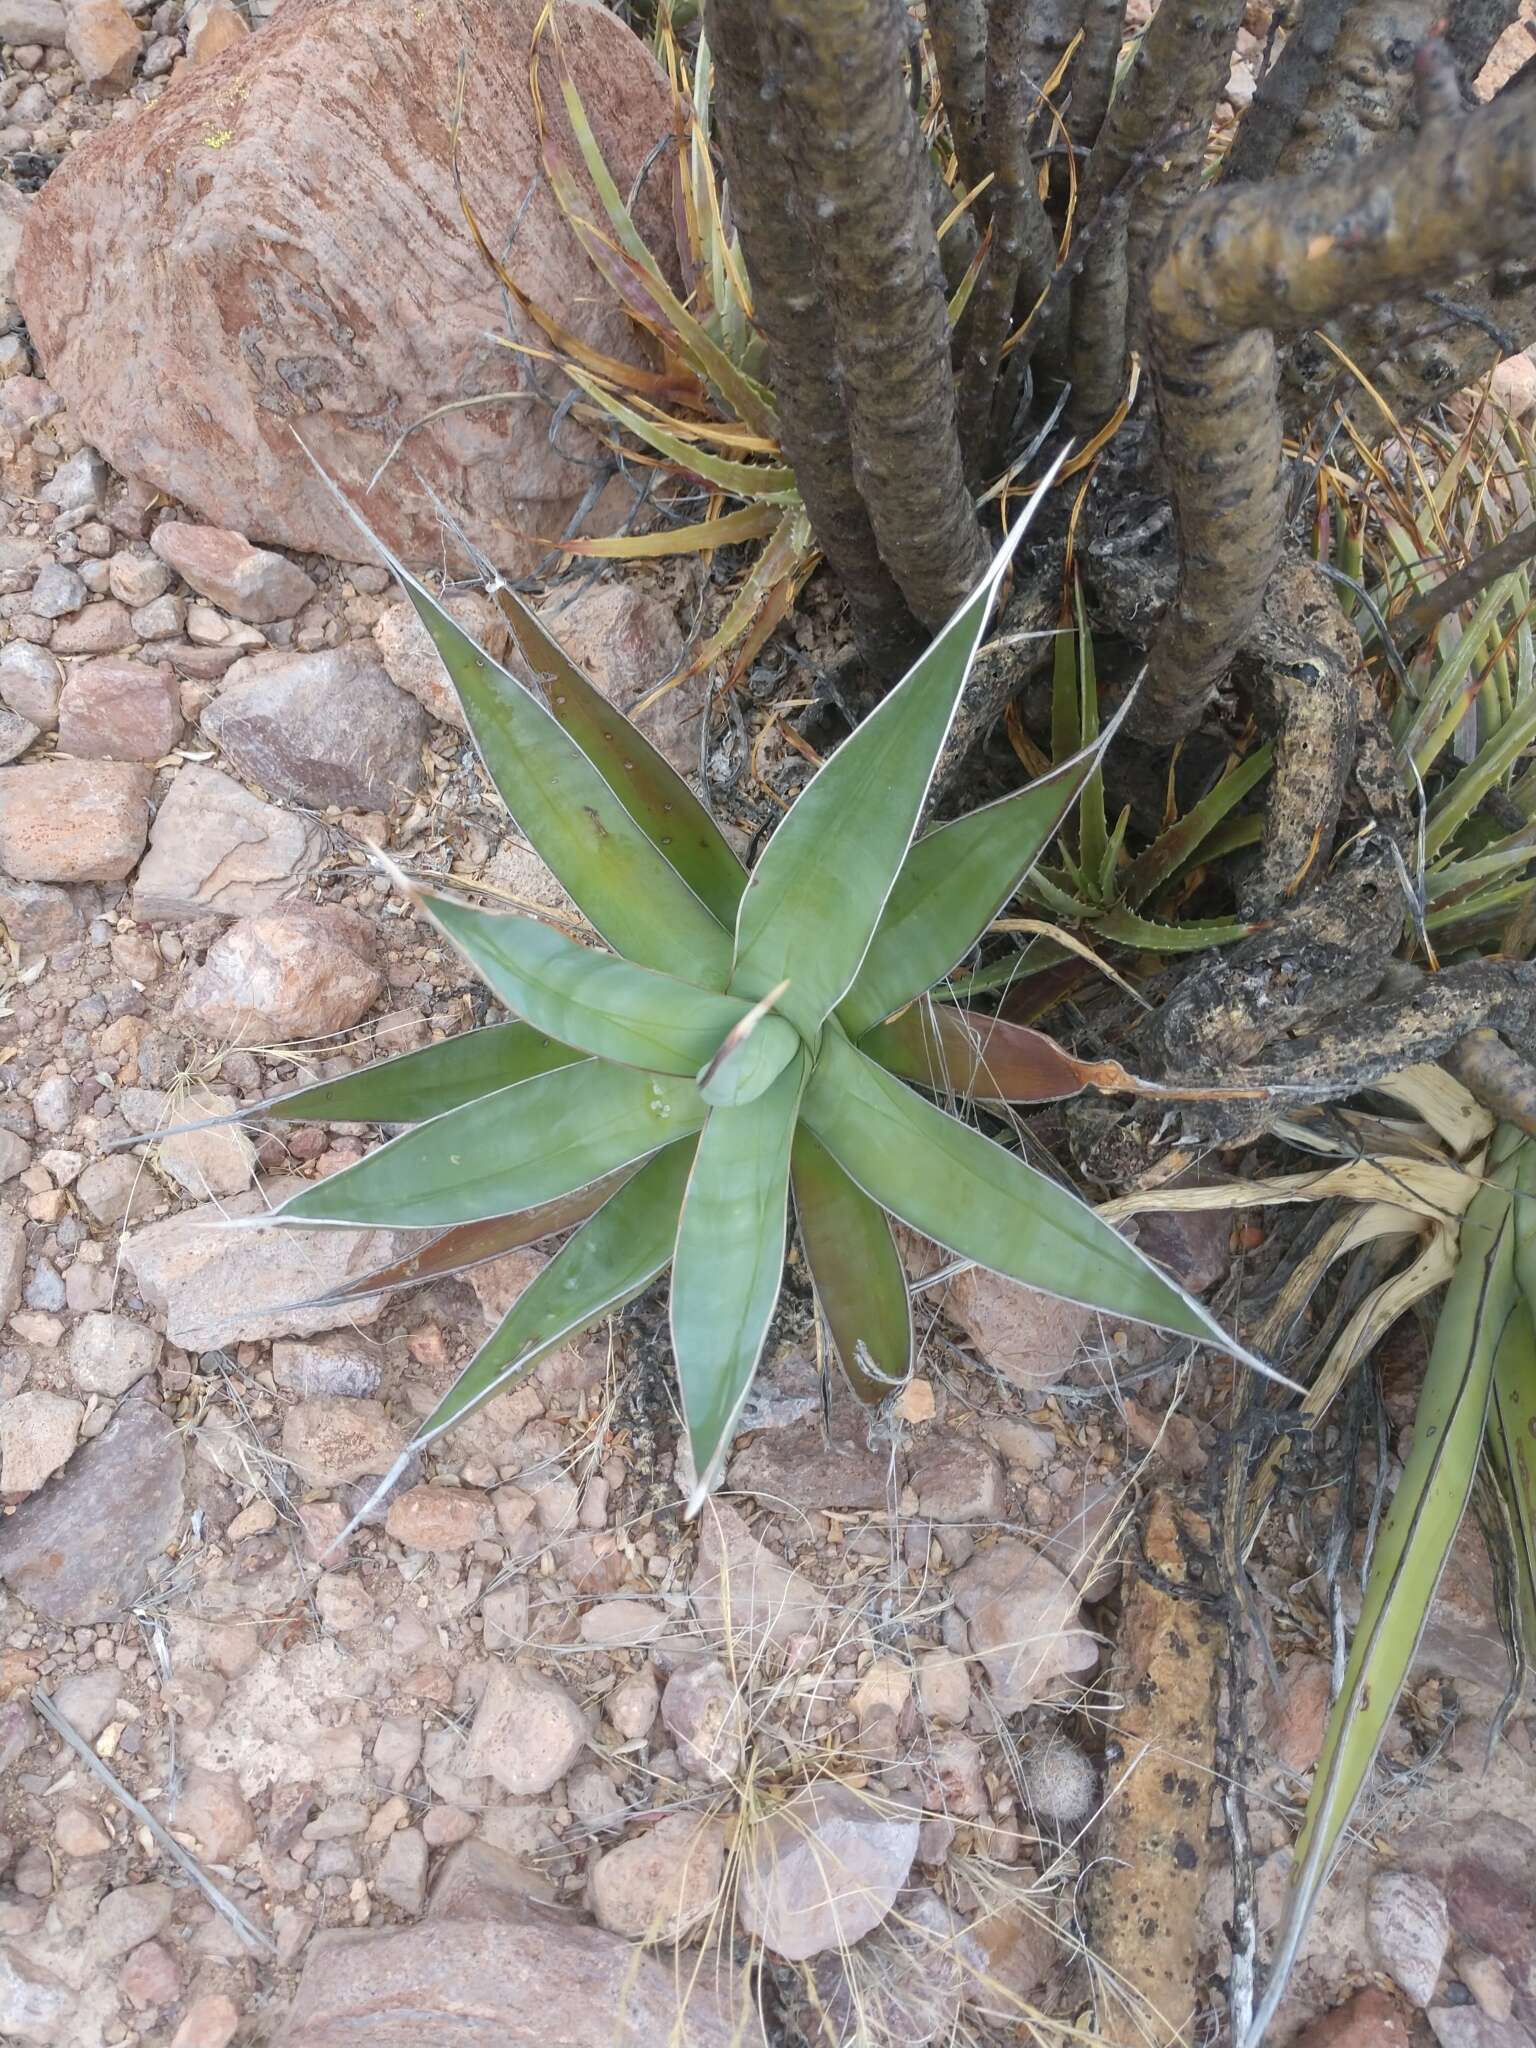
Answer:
[
  {"xmin": 730, "ymin": 449, "xmax": 1070, "ymax": 1038},
  {"xmin": 671, "ymin": 1055, "xmax": 805, "ymax": 1513},
  {"xmin": 414, "ymin": 886, "xmax": 796, "ymax": 1084},
  {"xmin": 265, "ymin": 1060, "xmax": 706, "ymax": 1230},
  {"xmin": 838, "ymin": 736, "xmax": 1114, "ymax": 1037},
  {"xmin": 802, "ymin": 1029, "xmax": 1281, "ymax": 1380},
  {"xmin": 791, "ymin": 1125, "xmax": 912, "ymax": 1402}
]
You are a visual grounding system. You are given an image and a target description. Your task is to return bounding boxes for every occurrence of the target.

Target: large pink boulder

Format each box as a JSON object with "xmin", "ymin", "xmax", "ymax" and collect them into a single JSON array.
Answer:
[{"xmin": 18, "ymin": 0, "xmax": 675, "ymax": 573}]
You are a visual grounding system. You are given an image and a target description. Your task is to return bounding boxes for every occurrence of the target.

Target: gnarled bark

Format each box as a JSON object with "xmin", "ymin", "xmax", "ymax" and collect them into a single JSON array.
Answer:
[
  {"xmin": 706, "ymin": 0, "xmax": 919, "ymax": 667},
  {"xmin": 765, "ymin": 0, "xmax": 989, "ymax": 631},
  {"xmin": 1220, "ymin": 0, "xmax": 1352, "ymax": 184},
  {"xmin": 957, "ymin": 0, "xmax": 1062, "ymax": 471},
  {"xmin": 930, "ymin": 0, "xmax": 991, "ymax": 205},
  {"xmin": 1272, "ymin": 0, "xmax": 1442, "ymax": 174},
  {"xmin": 1447, "ymin": 0, "xmax": 1525, "ymax": 92},
  {"xmin": 1137, "ymin": 85, "xmax": 1536, "ymax": 738}
]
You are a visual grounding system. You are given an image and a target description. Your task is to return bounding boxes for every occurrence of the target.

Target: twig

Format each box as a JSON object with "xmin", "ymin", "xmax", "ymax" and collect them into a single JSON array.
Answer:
[
  {"xmin": 1400, "ymin": 516, "xmax": 1536, "ymax": 639},
  {"xmin": 31, "ymin": 1689, "xmax": 278, "ymax": 1957}
]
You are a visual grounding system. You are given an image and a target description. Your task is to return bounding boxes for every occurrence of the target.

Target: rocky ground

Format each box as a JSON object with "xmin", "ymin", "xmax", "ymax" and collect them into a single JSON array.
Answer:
[{"xmin": 0, "ymin": 4, "xmax": 1533, "ymax": 2048}]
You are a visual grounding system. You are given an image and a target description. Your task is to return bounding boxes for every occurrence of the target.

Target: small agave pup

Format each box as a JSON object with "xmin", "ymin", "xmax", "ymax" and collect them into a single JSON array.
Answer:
[{"xmin": 210, "ymin": 451, "xmax": 1281, "ymax": 1521}]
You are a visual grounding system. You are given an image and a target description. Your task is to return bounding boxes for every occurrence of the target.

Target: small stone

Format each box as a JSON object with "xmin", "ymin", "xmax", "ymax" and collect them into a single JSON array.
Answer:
[
  {"xmin": 909, "ymin": 1435, "xmax": 1006, "ymax": 1521},
  {"xmin": 0, "ymin": 1132, "xmax": 29, "ymax": 1181},
  {"xmin": 727, "ymin": 1415, "xmax": 890, "ymax": 1511},
  {"xmin": 916, "ymin": 1648, "xmax": 971, "ymax": 1726},
  {"xmin": 63, "ymin": 0, "xmax": 141, "ymax": 93},
  {"xmin": 958, "ymin": 1903, "xmax": 1055, "ymax": 2013},
  {"xmin": 108, "ymin": 549, "xmax": 173, "ymax": 608},
  {"xmin": 0, "ymin": 1399, "xmax": 184, "ymax": 1623},
  {"xmin": 421, "ymin": 1805, "xmax": 477, "ymax": 1849},
  {"xmin": 660, "ymin": 1660, "xmax": 742, "ymax": 1784},
  {"xmin": 0, "ymin": 878, "xmax": 83, "ymax": 950},
  {"xmin": 373, "ymin": 589, "xmax": 510, "ymax": 728},
  {"xmin": 56, "ymin": 658, "xmax": 181, "ymax": 760},
  {"xmin": 131, "ymin": 761, "xmax": 324, "ymax": 922},
  {"xmin": 0, "ymin": 758, "xmax": 150, "ymax": 881},
  {"xmin": 282, "ymin": 1397, "xmax": 404, "ymax": 1487},
  {"xmin": 118, "ymin": 1938, "xmax": 179, "ymax": 2009},
  {"xmin": 0, "ymin": 1216, "xmax": 25, "ymax": 1319},
  {"xmin": 0, "ymin": 642, "xmax": 62, "ymax": 729},
  {"xmin": 131, "ymin": 593, "xmax": 185, "ymax": 640},
  {"xmin": 0, "ymin": 0, "xmax": 67, "ymax": 46},
  {"xmin": 1292, "ymin": 1989, "xmax": 1412, "ymax": 2047},
  {"xmin": 151, "ymin": 522, "xmax": 317, "ymax": 624},
  {"xmin": 1427, "ymin": 2014, "xmax": 1536, "ymax": 2048},
  {"xmin": 271, "ymin": 1337, "xmax": 382, "ymax": 1400},
  {"xmin": 469, "ymin": 1663, "xmax": 587, "ymax": 1796},
  {"xmin": 375, "ymin": 1825, "xmax": 428, "ymax": 1914},
  {"xmin": 943, "ymin": 1266, "xmax": 1090, "ymax": 1389},
  {"xmin": 202, "ymin": 644, "xmax": 429, "ymax": 810},
  {"xmin": 53, "ymin": 1666, "xmax": 121, "ymax": 1740},
  {"xmin": 315, "ymin": 1569, "xmax": 374, "ymax": 1631},
  {"xmin": 385, "ymin": 1484, "xmax": 494, "ymax": 1551},
  {"xmin": 178, "ymin": 903, "xmax": 384, "ymax": 1043},
  {"xmin": 691, "ymin": 1499, "xmax": 822, "ymax": 1655},
  {"xmin": 1370, "ymin": 1870, "xmax": 1451, "ymax": 2008},
  {"xmin": 76, "ymin": 1154, "xmax": 157, "ymax": 1226},
  {"xmin": 588, "ymin": 1813, "xmax": 725, "ymax": 1944},
  {"xmin": 170, "ymin": 1992, "xmax": 241, "ymax": 2048},
  {"xmin": 28, "ymin": 561, "xmax": 86, "ymax": 620},
  {"xmin": 48, "ymin": 599, "xmax": 137, "ymax": 657},
  {"xmin": 153, "ymin": 1099, "xmax": 256, "ymax": 1197},
  {"xmin": 68, "ymin": 1312, "xmax": 162, "ymax": 1398},
  {"xmin": 373, "ymin": 1716, "xmax": 423, "ymax": 1793},
  {"xmin": 91, "ymin": 1881, "xmax": 175, "ymax": 1960},
  {"xmin": 55, "ymin": 1804, "xmax": 112, "ymax": 1857},
  {"xmin": 1266, "ymin": 1653, "xmax": 1332, "ymax": 1775},
  {"xmin": 184, "ymin": 0, "xmax": 248, "ymax": 62},
  {"xmin": 163, "ymin": 1668, "xmax": 226, "ymax": 1732},
  {"xmin": 1460, "ymin": 1955, "xmax": 1515, "ymax": 2025},
  {"xmin": 173, "ymin": 1765, "xmax": 255, "ymax": 1864},
  {"xmin": 0, "ymin": 1388, "xmax": 82, "ymax": 1492},
  {"xmin": 576, "ymin": 1598, "xmax": 667, "ymax": 1647},
  {"xmin": 951, "ymin": 1538, "xmax": 1099, "ymax": 1709},
  {"xmin": 736, "ymin": 1781, "xmax": 918, "ymax": 1962},
  {"xmin": 607, "ymin": 1666, "xmax": 659, "ymax": 1740}
]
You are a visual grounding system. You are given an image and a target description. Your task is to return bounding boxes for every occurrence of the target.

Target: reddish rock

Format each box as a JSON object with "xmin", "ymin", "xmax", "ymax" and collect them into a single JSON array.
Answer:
[
  {"xmin": 0, "ymin": 757, "xmax": 150, "ymax": 881},
  {"xmin": 184, "ymin": 0, "xmax": 246, "ymax": 66},
  {"xmin": 151, "ymin": 521, "xmax": 317, "ymax": 623},
  {"xmin": 19, "ymin": 0, "xmax": 678, "ymax": 574},
  {"xmin": 131, "ymin": 761, "xmax": 323, "ymax": 921},
  {"xmin": 385, "ymin": 1485, "xmax": 494, "ymax": 1552},
  {"xmin": 469, "ymin": 1665, "xmax": 587, "ymax": 1796},
  {"xmin": 56, "ymin": 657, "xmax": 181, "ymax": 760},
  {"xmin": 48, "ymin": 598, "xmax": 136, "ymax": 656},
  {"xmin": 64, "ymin": 0, "xmax": 139, "ymax": 92},
  {"xmin": 171, "ymin": 1993, "xmax": 241, "ymax": 2048},
  {"xmin": 1292, "ymin": 1988, "xmax": 1411, "ymax": 2047},
  {"xmin": 118, "ymin": 1938, "xmax": 179, "ymax": 2009},
  {"xmin": 736, "ymin": 1781, "xmax": 918, "ymax": 1962},
  {"xmin": 172, "ymin": 1765, "xmax": 255, "ymax": 1864},
  {"xmin": 202, "ymin": 645, "xmax": 428, "ymax": 811},
  {"xmin": 588, "ymin": 1814, "xmax": 726, "ymax": 1944},
  {"xmin": 177, "ymin": 903, "xmax": 383, "ymax": 1042},
  {"xmin": 951, "ymin": 1538, "xmax": 1099, "ymax": 1708},
  {"xmin": 524, "ymin": 583, "xmax": 691, "ymax": 772},
  {"xmin": 373, "ymin": 589, "xmax": 510, "ymax": 729}
]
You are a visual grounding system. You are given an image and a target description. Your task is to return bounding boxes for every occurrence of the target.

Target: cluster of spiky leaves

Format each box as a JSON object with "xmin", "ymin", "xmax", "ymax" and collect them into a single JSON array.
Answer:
[{"xmin": 204, "ymin": 463, "xmax": 1268, "ymax": 1522}]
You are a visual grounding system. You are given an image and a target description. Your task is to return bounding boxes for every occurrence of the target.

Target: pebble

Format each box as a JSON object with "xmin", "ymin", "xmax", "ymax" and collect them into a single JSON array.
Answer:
[
  {"xmin": 588, "ymin": 1813, "xmax": 726, "ymax": 1944},
  {"xmin": 0, "ymin": 1945, "xmax": 70, "ymax": 2043},
  {"xmin": 0, "ymin": 0, "xmax": 68, "ymax": 47},
  {"xmin": 28, "ymin": 560, "xmax": 85, "ymax": 619},
  {"xmin": 107, "ymin": 547, "xmax": 173, "ymax": 608},
  {"xmin": 53, "ymin": 1666, "xmax": 121, "ymax": 1740},
  {"xmin": 177, "ymin": 902, "xmax": 384, "ymax": 1043},
  {"xmin": 607, "ymin": 1666, "xmax": 659, "ymax": 1740},
  {"xmin": 63, "ymin": 0, "xmax": 140, "ymax": 93},
  {"xmin": 1370, "ymin": 1869, "xmax": 1452, "ymax": 2008},
  {"xmin": 0, "ymin": 1398, "xmax": 184, "ymax": 1623},
  {"xmin": 54, "ymin": 1803, "xmax": 112, "ymax": 1857},
  {"xmin": 75, "ymin": 1153, "xmax": 156, "ymax": 1226},
  {"xmin": 0, "ymin": 757, "xmax": 151, "ymax": 881},
  {"xmin": 373, "ymin": 1715, "xmax": 423, "ymax": 1792},
  {"xmin": 55, "ymin": 656, "xmax": 181, "ymax": 759},
  {"xmin": 0, "ymin": 1216, "xmax": 22, "ymax": 1319},
  {"xmin": 944, "ymin": 1265, "xmax": 1091, "ymax": 1388},
  {"xmin": 170, "ymin": 1992, "xmax": 241, "ymax": 2048},
  {"xmin": 202, "ymin": 644, "xmax": 429, "ymax": 810},
  {"xmin": 375, "ymin": 1825, "xmax": 429, "ymax": 1914},
  {"xmin": 916, "ymin": 1648, "xmax": 972, "ymax": 1726},
  {"xmin": 282, "ymin": 1397, "xmax": 404, "ymax": 1486},
  {"xmin": 1292, "ymin": 1988, "xmax": 1412, "ymax": 2046},
  {"xmin": 118, "ymin": 1938, "xmax": 179, "ymax": 2009},
  {"xmin": 173, "ymin": 1765, "xmax": 255, "ymax": 1864},
  {"xmin": 151, "ymin": 520, "xmax": 318, "ymax": 624},
  {"xmin": 908, "ymin": 1434, "xmax": 1006, "ymax": 1521},
  {"xmin": 691, "ymin": 1500, "xmax": 822, "ymax": 1654},
  {"xmin": 0, "ymin": 1387, "xmax": 81, "ymax": 1491},
  {"xmin": 736, "ymin": 1780, "xmax": 919, "ymax": 1961},
  {"xmin": 0, "ymin": 641, "xmax": 62, "ymax": 728},
  {"xmin": 950, "ymin": 1538, "xmax": 1100, "ymax": 1708},
  {"xmin": 271, "ymin": 1337, "xmax": 383, "ymax": 1400},
  {"xmin": 469, "ymin": 1664, "xmax": 587, "ymax": 1796},
  {"xmin": 48, "ymin": 598, "xmax": 137, "ymax": 656},
  {"xmin": 91, "ymin": 1882, "xmax": 175, "ymax": 1961},
  {"xmin": 385, "ymin": 1484, "xmax": 494, "ymax": 1551},
  {"xmin": 1427, "ymin": 2015, "xmax": 1536, "ymax": 2048},
  {"xmin": 660, "ymin": 1659, "xmax": 743, "ymax": 1784},
  {"xmin": 131, "ymin": 760, "xmax": 324, "ymax": 921},
  {"xmin": 372, "ymin": 588, "xmax": 510, "ymax": 729},
  {"xmin": 67, "ymin": 1310, "xmax": 163, "ymax": 1398}
]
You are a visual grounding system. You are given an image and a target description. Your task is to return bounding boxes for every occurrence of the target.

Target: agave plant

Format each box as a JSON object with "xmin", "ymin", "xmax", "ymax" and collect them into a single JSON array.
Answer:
[{"xmin": 200, "ymin": 458, "xmax": 1280, "ymax": 1521}]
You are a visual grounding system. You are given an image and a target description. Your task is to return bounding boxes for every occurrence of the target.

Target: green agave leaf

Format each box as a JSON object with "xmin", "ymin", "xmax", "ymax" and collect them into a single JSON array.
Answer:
[
  {"xmin": 803, "ymin": 1029, "xmax": 1291, "ymax": 1385},
  {"xmin": 1244, "ymin": 1130, "xmax": 1524, "ymax": 2048},
  {"xmin": 119, "ymin": 1023, "xmax": 581, "ymax": 1144},
  {"xmin": 859, "ymin": 1001, "xmax": 1093, "ymax": 1104},
  {"xmin": 791, "ymin": 1125, "xmax": 912, "ymax": 1403},
  {"xmin": 838, "ymin": 713, "xmax": 1124, "ymax": 1037},
  {"xmin": 732, "ymin": 444, "xmax": 1072, "ymax": 1038},
  {"xmin": 1121, "ymin": 743, "xmax": 1274, "ymax": 905},
  {"xmin": 336, "ymin": 1142, "xmax": 695, "ymax": 1541},
  {"xmin": 292, "ymin": 443, "xmax": 733, "ymax": 982},
  {"xmin": 271, "ymin": 1176, "xmax": 629, "ymax": 1311},
  {"xmin": 489, "ymin": 582, "xmax": 745, "ymax": 928},
  {"xmin": 1092, "ymin": 904, "xmax": 1259, "ymax": 951},
  {"xmin": 672, "ymin": 1054, "xmax": 805, "ymax": 1514},
  {"xmin": 261, "ymin": 1060, "xmax": 706, "ymax": 1231},
  {"xmin": 410, "ymin": 882, "xmax": 797, "ymax": 1095}
]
